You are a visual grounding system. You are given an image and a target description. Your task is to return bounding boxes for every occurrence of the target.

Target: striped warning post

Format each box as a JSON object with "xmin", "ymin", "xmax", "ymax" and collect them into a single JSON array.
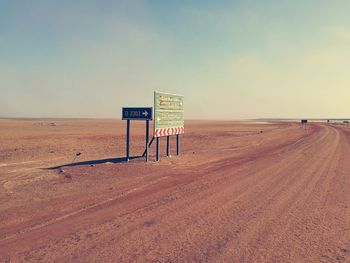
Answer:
[{"xmin": 155, "ymin": 127, "xmax": 184, "ymax": 137}]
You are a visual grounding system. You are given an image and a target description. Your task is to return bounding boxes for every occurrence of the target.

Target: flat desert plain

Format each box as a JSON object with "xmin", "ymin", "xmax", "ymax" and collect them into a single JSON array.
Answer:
[{"xmin": 0, "ymin": 119, "xmax": 349, "ymax": 262}]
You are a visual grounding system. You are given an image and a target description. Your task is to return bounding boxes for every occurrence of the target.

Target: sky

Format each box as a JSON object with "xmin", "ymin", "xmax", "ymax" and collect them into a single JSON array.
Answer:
[{"xmin": 1, "ymin": 0, "xmax": 350, "ymax": 119}]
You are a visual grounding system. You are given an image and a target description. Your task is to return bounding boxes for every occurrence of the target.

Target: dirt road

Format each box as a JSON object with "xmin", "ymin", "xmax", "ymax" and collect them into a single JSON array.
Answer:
[{"xmin": 0, "ymin": 120, "xmax": 349, "ymax": 262}]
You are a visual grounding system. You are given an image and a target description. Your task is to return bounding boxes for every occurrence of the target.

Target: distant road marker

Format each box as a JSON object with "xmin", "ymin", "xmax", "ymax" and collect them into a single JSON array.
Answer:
[{"xmin": 301, "ymin": 119, "xmax": 308, "ymax": 130}]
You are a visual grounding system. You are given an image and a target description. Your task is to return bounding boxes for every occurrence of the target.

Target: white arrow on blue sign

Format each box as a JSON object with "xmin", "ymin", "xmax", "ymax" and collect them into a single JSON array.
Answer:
[{"xmin": 122, "ymin": 107, "xmax": 153, "ymax": 120}]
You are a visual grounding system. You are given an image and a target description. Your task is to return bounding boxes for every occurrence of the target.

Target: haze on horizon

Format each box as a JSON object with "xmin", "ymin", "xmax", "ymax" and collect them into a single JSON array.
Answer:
[{"xmin": 1, "ymin": 1, "xmax": 349, "ymax": 120}]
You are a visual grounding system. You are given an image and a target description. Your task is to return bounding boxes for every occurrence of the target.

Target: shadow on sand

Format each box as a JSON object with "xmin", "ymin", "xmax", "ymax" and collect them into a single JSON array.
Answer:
[{"xmin": 47, "ymin": 156, "xmax": 143, "ymax": 170}]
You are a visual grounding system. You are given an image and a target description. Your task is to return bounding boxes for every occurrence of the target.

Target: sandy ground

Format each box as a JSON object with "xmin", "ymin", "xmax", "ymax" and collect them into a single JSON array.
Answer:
[{"xmin": 0, "ymin": 119, "xmax": 349, "ymax": 262}]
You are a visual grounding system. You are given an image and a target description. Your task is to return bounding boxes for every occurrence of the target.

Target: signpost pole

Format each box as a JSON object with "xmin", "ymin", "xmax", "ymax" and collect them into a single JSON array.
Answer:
[
  {"xmin": 166, "ymin": 136, "xmax": 170, "ymax": 157},
  {"xmin": 156, "ymin": 137, "xmax": 160, "ymax": 161},
  {"xmin": 126, "ymin": 120, "xmax": 130, "ymax": 162},
  {"xmin": 145, "ymin": 120, "xmax": 149, "ymax": 162},
  {"xmin": 122, "ymin": 107, "xmax": 152, "ymax": 162},
  {"xmin": 176, "ymin": 134, "xmax": 180, "ymax": 156}
]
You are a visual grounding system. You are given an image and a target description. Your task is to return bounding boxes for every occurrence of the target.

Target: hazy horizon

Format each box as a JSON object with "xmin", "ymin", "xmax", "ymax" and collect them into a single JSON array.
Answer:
[{"xmin": 1, "ymin": 1, "xmax": 350, "ymax": 119}]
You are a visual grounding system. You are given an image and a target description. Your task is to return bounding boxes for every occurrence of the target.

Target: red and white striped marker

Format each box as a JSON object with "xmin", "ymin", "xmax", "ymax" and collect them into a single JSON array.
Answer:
[{"xmin": 155, "ymin": 127, "xmax": 184, "ymax": 137}]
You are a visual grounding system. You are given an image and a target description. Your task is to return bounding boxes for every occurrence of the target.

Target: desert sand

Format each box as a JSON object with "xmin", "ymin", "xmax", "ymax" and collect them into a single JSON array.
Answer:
[{"xmin": 0, "ymin": 119, "xmax": 349, "ymax": 262}]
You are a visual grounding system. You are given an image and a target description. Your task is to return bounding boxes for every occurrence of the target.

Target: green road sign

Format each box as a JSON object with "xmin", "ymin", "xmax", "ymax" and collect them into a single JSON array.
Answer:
[{"xmin": 154, "ymin": 91, "xmax": 184, "ymax": 137}]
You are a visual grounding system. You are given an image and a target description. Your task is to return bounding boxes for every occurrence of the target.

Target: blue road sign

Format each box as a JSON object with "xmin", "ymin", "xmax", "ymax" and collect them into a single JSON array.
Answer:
[{"xmin": 122, "ymin": 107, "xmax": 153, "ymax": 120}]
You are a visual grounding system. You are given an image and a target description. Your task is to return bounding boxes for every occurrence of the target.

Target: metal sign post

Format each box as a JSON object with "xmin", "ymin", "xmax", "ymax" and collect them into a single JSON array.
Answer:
[
  {"xmin": 145, "ymin": 120, "xmax": 150, "ymax": 162},
  {"xmin": 122, "ymin": 91, "xmax": 184, "ymax": 163},
  {"xmin": 176, "ymin": 134, "xmax": 180, "ymax": 156},
  {"xmin": 126, "ymin": 120, "xmax": 130, "ymax": 161},
  {"xmin": 301, "ymin": 119, "xmax": 307, "ymax": 128},
  {"xmin": 154, "ymin": 91, "xmax": 184, "ymax": 161},
  {"xmin": 156, "ymin": 137, "xmax": 160, "ymax": 161},
  {"xmin": 166, "ymin": 136, "xmax": 170, "ymax": 157},
  {"xmin": 122, "ymin": 107, "xmax": 152, "ymax": 162}
]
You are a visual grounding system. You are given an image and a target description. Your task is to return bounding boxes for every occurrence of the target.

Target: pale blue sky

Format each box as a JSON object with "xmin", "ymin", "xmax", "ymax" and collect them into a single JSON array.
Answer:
[{"xmin": 1, "ymin": 1, "xmax": 350, "ymax": 119}]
